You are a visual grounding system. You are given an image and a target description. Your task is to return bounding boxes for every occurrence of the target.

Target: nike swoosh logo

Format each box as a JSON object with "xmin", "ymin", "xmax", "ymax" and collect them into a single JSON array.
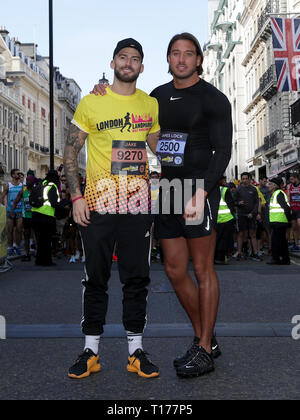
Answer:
[
  {"xmin": 212, "ymin": 345, "xmax": 218, "ymax": 351},
  {"xmin": 170, "ymin": 97, "xmax": 183, "ymax": 101},
  {"xmin": 205, "ymin": 216, "xmax": 210, "ymax": 231}
]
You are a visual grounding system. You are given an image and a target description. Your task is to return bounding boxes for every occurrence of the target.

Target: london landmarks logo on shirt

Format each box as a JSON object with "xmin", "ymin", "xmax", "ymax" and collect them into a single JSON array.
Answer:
[{"xmin": 96, "ymin": 113, "xmax": 153, "ymax": 133}]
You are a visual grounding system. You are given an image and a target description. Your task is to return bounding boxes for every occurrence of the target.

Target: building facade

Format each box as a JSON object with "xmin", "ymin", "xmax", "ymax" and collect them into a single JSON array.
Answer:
[
  {"xmin": 204, "ymin": 0, "xmax": 300, "ymax": 182},
  {"xmin": 0, "ymin": 27, "xmax": 86, "ymax": 189},
  {"xmin": 204, "ymin": 0, "xmax": 247, "ymax": 181}
]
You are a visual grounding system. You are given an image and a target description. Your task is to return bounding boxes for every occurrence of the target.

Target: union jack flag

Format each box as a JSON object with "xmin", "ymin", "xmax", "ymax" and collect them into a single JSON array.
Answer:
[{"xmin": 271, "ymin": 17, "xmax": 300, "ymax": 92}]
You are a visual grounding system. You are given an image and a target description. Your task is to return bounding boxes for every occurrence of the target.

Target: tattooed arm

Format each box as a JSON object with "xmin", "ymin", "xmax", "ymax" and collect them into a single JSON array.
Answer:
[{"xmin": 63, "ymin": 123, "xmax": 90, "ymax": 227}]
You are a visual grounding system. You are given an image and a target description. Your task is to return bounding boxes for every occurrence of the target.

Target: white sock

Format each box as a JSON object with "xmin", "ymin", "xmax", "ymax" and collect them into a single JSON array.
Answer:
[
  {"xmin": 127, "ymin": 331, "xmax": 143, "ymax": 356},
  {"xmin": 84, "ymin": 335, "xmax": 100, "ymax": 355}
]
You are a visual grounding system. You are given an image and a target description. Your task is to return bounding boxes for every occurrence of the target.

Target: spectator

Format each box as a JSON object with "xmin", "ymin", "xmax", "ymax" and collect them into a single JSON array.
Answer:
[
  {"xmin": 31, "ymin": 170, "xmax": 60, "ymax": 266},
  {"xmin": 267, "ymin": 177, "xmax": 291, "ymax": 265},
  {"xmin": 11, "ymin": 175, "xmax": 36, "ymax": 261},
  {"xmin": 235, "ymin": 172, "xmax": 260, "ymax": 261},
  {"xmin": 287, "ymin": 173, "xmax": 300, "ymax": 251},
  {"xmin": 0, "ymin": 169, "xmax": 23, "ymax": 256},
  {"xmin": 55, "ymin": 188, "xmax": 72, "ymax": 256},
  {"xmin": 215, "ymin": 176, "xmax": 235, "ymax": 264}
]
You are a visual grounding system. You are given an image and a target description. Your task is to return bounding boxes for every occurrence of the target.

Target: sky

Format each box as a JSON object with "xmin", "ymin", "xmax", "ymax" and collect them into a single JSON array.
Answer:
[{"xmin": 1, "ymin": 0, "xmax": 209, "ymax": 96}]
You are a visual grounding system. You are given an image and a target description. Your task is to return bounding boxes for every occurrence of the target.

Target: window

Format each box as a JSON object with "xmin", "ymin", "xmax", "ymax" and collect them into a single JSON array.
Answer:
[
  {"xmin": 41, "ymin": 107, "xmax": 46, "ymax": 118},
  {"xmin": 0, "ymin": 105, "xmax": 2, "ymax": 126},
  {"xmin": 15, "ymin": 149, "xmax": 18, "ymax": 169},
  {"xmin": 8, "ymin": 111, "xmax": 13, "ymax": 130},
  {"xmin": 22, "ymin": 95, "xmax": 25, "ymax": 106},
  {"xmin": 4, "ymin": 108, "xmax": 8, "ymax": 128},
  {"xmin": 14, "ymin": 115, "xmax": 19, "ymax": 133}
]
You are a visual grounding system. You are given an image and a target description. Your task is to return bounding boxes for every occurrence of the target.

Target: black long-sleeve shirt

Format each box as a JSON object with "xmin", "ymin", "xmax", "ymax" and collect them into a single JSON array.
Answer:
[{"xmin": 150, "ymin": 79, "xmax": 233, "ymax": 195}]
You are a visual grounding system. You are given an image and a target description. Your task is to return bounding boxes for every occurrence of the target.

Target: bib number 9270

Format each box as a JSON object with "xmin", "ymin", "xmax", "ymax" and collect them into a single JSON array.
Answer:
[{"xmin": 111, "ymin": 140, "xmax": 147, "ymax": 175}]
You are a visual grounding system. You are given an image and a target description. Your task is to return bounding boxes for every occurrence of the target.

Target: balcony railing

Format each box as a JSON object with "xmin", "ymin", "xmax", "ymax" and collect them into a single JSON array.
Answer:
[
  {"xmin": 291, "ymin": 99, "xmax": 300, "ymax": 137},
  {"xmin": 260, "ymin": 64, "xmax": 277, "ymax": 100},
  {"xmin": 252, "ymin": 0, "xmax": 280, "ymax": 45},
  {"xmin": 264, "ymin": 129, "xmax": 284, "ymax": 152},
  {"xmin": 254, "ymin": 129, "xmax": 283, "ymax": 155}
]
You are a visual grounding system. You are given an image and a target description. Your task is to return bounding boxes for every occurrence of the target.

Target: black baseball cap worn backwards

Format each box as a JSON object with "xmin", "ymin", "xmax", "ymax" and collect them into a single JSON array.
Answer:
[{"xmin": 113, "ymin": 38, "xmax": 144, "ymax": 61}]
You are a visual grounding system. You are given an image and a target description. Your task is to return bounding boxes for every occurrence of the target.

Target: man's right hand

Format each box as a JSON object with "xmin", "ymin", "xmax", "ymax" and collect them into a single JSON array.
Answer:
[
  {"xmin": 90, "ymin": 83, "xmax": 109, "ymax": 96},
  {"xmin": 72, "ymin": 198, "xmax": 91, "ymax": 227}
]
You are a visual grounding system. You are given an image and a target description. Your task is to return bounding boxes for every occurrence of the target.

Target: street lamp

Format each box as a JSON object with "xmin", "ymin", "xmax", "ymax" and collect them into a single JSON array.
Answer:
[
  {"xmin": 99, "ymin": 73, "xmax": 109, "ymax": 85},
  {"xmin": 49, "ymin": 0, "xmax": 54, "ymax": 170}
]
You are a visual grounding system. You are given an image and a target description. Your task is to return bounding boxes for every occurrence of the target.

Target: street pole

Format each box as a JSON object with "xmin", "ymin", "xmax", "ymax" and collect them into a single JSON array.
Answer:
[{"xmin": 49, "ymin": 0, "xmax": 54, "ymax": 170}]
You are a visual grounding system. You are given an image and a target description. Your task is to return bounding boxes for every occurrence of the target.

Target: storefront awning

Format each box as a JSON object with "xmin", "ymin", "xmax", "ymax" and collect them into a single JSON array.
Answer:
[{"xmin": 269, "ymin": 162, "xmax": 299, "ymax": 178}]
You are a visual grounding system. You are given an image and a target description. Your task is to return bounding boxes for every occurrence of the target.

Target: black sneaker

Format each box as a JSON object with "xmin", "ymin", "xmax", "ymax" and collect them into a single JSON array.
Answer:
[
  {"xmin": 176, "ymin": 346, "xmax": 214, "ymax": 378},
  {"xmin": 173, "ymin": 337, "xmax": 200, "ymax": 368},
  {"xmin": 127, "ymin": 349, "xmax": 160, "ymax": 378},
  {"xmin": 174, "ymin": 335, "xmax": 221, "ymax": 368},
  {"xmin": 68, "ymin": 348, "xmax": 101, "ymax": 379},
  {"xmin": 211, "ymin": 335, "xmax": 222, "ymax": 359}
]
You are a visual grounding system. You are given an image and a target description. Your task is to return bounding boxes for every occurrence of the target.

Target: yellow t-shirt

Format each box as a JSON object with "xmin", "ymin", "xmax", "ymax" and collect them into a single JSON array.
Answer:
[
  {"xmin": 72, "ymin": 87, "xmax": 160, "ymax": 214},
  {"xmin": 256, "ymin": 186, "xmax": 266, "ymax": 205}
]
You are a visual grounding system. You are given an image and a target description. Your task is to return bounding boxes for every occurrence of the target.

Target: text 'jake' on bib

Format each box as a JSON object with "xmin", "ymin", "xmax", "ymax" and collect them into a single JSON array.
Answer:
[
  {"xmin": 111, "ymin": 140, "xmax": 147, "ymax": 176},
  {"xmin": 156, "ymin": 131, "xmax": 188, "ymax": 167}
]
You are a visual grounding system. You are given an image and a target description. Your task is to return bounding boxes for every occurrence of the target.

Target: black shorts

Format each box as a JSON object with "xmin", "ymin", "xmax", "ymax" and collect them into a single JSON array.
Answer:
[
  {"xmin": 22, "ymin": 218, "xmax": 32, "ymax": 230},
  {"xmin": 154, "ymin": 186, "xmax": 220, "ymax": 239},
  {"xmin": 237, "ymin": 215, "xmax": 257, "ymax": 232},
  {"xmin": 291, "ymin": 210, "xmax": 300, "ymax": 220}
]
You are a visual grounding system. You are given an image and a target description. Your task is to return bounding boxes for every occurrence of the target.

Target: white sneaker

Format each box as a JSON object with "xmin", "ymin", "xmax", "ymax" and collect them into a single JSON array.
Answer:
[
  {"xmin": 75, "ymin": 250, "xmax": 80, "ymax": 261},
  {"xmin": 69, "ymin": 255, "xmax": 76, "ymax": 263}
]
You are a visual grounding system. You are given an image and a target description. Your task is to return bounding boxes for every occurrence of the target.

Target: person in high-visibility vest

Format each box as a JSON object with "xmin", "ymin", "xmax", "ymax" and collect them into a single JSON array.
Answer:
[
  {"xmin": 215, "ymin": 176, "xmax": 235, "ymax": 264},
  {"xmin": 32, "ymin": 170, "xmax": 60, "ymax": 267},
  {"xmin": 267, "ymin": 177, "xmax": 291, "ymax": 265}
]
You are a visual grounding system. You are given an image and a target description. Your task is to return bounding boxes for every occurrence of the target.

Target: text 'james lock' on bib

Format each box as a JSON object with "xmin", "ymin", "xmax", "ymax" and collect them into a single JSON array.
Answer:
[
  {"xmin": 156, "ymin": 132, "xmax": 188, "ymax": 167},
  {"xmin": 111, "ymin": 140, "xmax": 147, "ymax": 176}
]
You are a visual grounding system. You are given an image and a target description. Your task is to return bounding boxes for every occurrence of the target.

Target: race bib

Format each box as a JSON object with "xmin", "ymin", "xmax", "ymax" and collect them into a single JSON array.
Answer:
[
  {"xmin": 156, "ymin": 132, "xmax": 188, "ymax": 167},
  {"xmin": 111, "ymin": 140, "xmax": 147, "ymax": 176},
  {"xmin": 292, "ymin": 194, "xmax": 300, "ymax": 202}
]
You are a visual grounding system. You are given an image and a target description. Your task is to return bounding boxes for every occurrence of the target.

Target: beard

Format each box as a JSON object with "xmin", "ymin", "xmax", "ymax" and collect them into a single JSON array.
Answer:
[
  {"xmin": 114, "ymin": 66, "xmax": 140, "ymax": 83},
  {"xmin": 169, "ymin": 64, "xmax": 199, "ymax": 80}
]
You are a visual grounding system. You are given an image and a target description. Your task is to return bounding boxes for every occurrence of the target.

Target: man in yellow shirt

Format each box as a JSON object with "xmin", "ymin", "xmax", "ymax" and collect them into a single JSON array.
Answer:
[{"xmin": 64, "ymin": 39, "xmax": 160, "ymax": 379}]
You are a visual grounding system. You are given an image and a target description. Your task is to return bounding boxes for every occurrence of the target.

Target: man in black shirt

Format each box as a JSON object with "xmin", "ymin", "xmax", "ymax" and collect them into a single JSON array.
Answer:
[
  {"xmin": 150, "ymin": 33, "xmax": 232, "ymax": 378},
  {"xmin": 91, "ymin": 33, "xmax": 233, "ymax": 377},
  {"xmin": 235, "ymin": 172, "xmax": 260, "ymax": 261}
]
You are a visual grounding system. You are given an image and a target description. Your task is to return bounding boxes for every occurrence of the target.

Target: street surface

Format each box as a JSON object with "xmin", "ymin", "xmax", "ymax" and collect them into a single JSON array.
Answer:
[{"xmin": 0, "ymin": 254, "xmax": 299, "ymax": 401}]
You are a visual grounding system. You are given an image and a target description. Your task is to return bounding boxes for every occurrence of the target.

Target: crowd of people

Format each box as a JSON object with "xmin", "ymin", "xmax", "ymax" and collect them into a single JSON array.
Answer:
[
  {"xmin": 1, "ymin": 167, "xmax": 299, "ymax": 268},
  {"xmin": 0, "ymin": 167, "xmax": 86, "ymax": 266},
  {"xmin": 214, "ymin": 172, "xmax": 300, "ymax": 266}
]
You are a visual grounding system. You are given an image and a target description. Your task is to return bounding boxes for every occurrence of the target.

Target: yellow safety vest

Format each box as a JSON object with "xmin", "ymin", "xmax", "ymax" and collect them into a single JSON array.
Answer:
[
  {"xmin": 217, "ymin": 187, "xmax": 234, "ymax": 224},
  {"xmin": 32, "ymin": 181, "xmax": 59, "ymax": 218},
  {"xmin": 269, "ymin": 190, "xmax": 289, "ymax": 224}
]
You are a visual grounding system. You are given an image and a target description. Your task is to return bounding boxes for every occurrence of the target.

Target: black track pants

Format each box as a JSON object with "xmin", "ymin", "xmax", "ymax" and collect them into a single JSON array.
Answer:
[{"xmin": 79, "ymin": 213, "xmax": 153, "ymax": 336}]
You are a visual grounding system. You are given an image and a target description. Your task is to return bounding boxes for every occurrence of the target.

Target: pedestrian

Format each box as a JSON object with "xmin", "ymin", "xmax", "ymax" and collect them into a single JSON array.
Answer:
[
  {"xmin": 31, "ymin": 170, "xmax": 60, "ymax": 266},
  {"xmin": 235, "ymin": 172, "xmax": 261, "ymax": 261},
  {"xmin": 11, "ymin": 175, "xmax": 36, "ymax": 261},
  {"xmin": 65, "ymin": 38, "xmax": 161, "ymax": 380},
  {"xmin": 287, "ymin": 173, "xmax": 300, "ymax": 251},
  {"xmin": 267, "ymin": 177, "xmax": 291, "ymax": 265},
  {"xmin": 92, "ymin": 33, "xmax": 233, "ymax": 378},
  {"xmin": 0, "ymin": 169, "xmax": 23, "ymax": 256},
  {"xmin": 215, "ymin": 176, "xmax": 235, "ymax": 264}
]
